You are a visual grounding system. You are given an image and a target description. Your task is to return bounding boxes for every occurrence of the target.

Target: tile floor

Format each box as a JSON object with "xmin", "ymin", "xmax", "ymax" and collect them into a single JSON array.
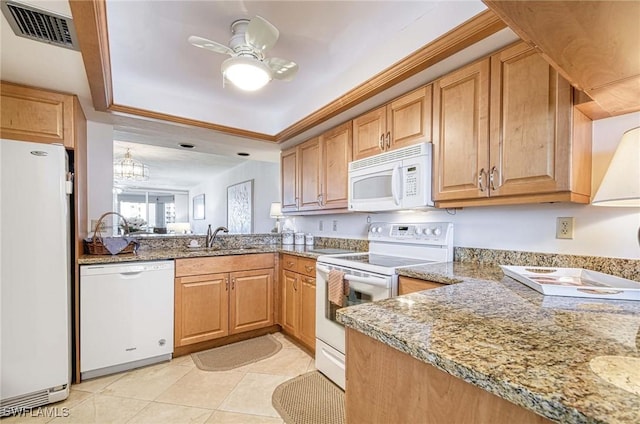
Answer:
[{"xmin": 2, "ymin": 333, "xmax": 314, "ymax": 424}]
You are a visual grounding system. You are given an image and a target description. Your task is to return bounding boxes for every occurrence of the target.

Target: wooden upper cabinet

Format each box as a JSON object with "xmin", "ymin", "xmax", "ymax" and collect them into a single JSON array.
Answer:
[
  {"xmin": 282, "ymin": 122, "xmax": 353, "ymax": 213},
  {"xmin": 353, "ymin": 86, "xmax": 432, "ymax": 161},
  {"xmin": 388, "ymin": 85, "xmax": 433, "ymax": 151},
  {"xmin": 0, "ymin": 81, "xmax": 83, "ymax": 149},
  {"xmin": 321, "ymin": 121, "xmax": 352, "ymax": 209},
  {"xmin": 298, "ymin": 137, "xmax": 322, "ymax": 211},
  {"xmin": 483, "ymin": 1, "xmax": 640, "ymax": 118},
  {"xmin": 490, "ymin": 42, "xmax": 573, "ymax": 198},
  {"xmin": 433, "ymin": 59, "xmax": 490, "ymax": 202},
  {"xmin": 281, "ymin": 147, "xmax": 298, "ymax": 212},
  {"xmin": 352, "ymin": 106, "xmax": 387, "ymax": 160},
  {"xmin": 434, "ymin": 43, "xmax": 592, "ymax": 208}
]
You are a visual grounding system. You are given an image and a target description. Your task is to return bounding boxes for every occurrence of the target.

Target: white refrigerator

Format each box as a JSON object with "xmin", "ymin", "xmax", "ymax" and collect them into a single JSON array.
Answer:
[{"xmin": 0, "ymin": 139, "xmax": 71, "ymax": 415}]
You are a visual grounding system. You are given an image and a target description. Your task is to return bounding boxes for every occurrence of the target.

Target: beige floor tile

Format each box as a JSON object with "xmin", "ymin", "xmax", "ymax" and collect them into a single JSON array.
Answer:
[
  {"xmin": 171, "ymin": 354, "xmax": 196, "ymax": 368},
  {"xmin": 155, "ymin": 368, "xmax": 244, "ymax": 409},
  {"xmin": 101, "ymin": 364, "xmax": 191, "ymax": 401},
  {"xmin": 49, "ymin": 393, "xmax": 149, "ymax": 424},
  {"xmin": 306, "ymin": 359, "xmax": 317, "ymax": 373},
  {"xmin": 269, "ymin": 332, "xmax": 299, "ymax": 350},
  {"xmin": 205, "ymin": 410, "xmax": 283, "ymax": 423},
  {"xmin": 247, "ymin": 347, "xmax": 312, "ymax": 377},
  {"xmin": 128, "ymin": 402, "xmax": 211, "ymax": 424},
  {"xmin": 73, "ymin": 372, "xmax": 126, "ymax": 393},
  {"xmin": 1, "ymin": 390, "xmax": 94, "ymax": 424},
  {"xmin": 218, "ymin": 372, "xmax": 290, "ymax": 417}
]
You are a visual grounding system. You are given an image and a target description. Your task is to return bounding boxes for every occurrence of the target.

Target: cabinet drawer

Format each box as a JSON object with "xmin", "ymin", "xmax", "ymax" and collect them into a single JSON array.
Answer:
[
  {"xmin": 298, "ymin": 257, "xmax": 317, "ymax": 277},
  {"xmin": 176, "ymin": 253, "xmax": 275, "ymax": 277},
  {"xmin": 398, "ymin": 276, "xmax": 444, "ymax": 295},
  {"xmin": 281, "ymin": 254, "xmax": 298, "ymax": 272}
]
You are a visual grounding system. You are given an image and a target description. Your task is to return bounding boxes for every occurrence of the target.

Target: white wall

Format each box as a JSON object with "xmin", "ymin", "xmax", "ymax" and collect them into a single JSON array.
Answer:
[
  {"xmin": 190, "ymin": 160, "xmax": 280, "ymax": 234},
  {"xmin": 86, "ymin": 121, "xmax": 114, "ymax": 232},
  {"xmin": 294, "ymin": 112, "xmax": 640, "ymax": 260}
]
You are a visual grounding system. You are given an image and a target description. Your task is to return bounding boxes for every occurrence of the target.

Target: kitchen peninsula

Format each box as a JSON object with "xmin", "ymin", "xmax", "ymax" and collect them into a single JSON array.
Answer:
[{"xmin": 338, "ymin": 264, "xmax": 640, "ymax": 424}]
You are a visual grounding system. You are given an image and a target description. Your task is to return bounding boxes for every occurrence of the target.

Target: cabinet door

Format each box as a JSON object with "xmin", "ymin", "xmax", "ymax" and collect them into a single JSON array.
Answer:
[
  {"xmin": 281, "ymin": 147, "xmax": 298, "ymax": 212},
  {"xmin": 388, "ymin": 85, "xmax": 432, "ymax": 151},
  {"xmin": 0, "ymin": 81, "xmax": 75, "ymax": 149},
  {"xmin": 321, "ymin": 122, "xmax": 352, "ymax": 209},
  {"xmin": 298, "ymin": 137, "xmax": 322, "ymax": 211},
  {"xmin": 298, "ymin": 276, "xmax": 316, "ymax": 350},
  {"xmin": 281, "ymin": 270, "xmax": 299, "ymax": 335},
  {"xmin": 229, "ymin": 269, "xmax": 274, "ymax": 335},
  {"xmin": 489, "ymin": 42, "xmax": 572, "ymax": 197},
  {"xmin": 352, "ymin": 106, "xmax": 386, "ymax": 160},
  {"xmin": 174, "ymin": 273, "xmax": 229, "ymax": 347},
  {"xmin": 433, "ymin": 59, "xmax": 490, "ymax": 201}
]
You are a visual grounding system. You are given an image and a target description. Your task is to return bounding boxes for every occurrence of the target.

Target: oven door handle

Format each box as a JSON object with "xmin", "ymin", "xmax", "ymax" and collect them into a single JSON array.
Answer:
[{"xmin": 317, "ymin": 265, "xmax": 389, "ymax": 287}]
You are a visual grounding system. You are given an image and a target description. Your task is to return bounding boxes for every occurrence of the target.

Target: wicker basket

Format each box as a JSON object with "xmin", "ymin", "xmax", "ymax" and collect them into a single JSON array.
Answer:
[{"xmin": 84, "ymin": 212, "xmax": 137, "ymax": 255}]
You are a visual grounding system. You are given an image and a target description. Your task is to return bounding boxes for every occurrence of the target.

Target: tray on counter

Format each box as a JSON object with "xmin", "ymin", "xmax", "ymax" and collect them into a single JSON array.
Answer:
[{"xmin": 500, "ymin": 266, "xmax": 640, "ymax": 301}]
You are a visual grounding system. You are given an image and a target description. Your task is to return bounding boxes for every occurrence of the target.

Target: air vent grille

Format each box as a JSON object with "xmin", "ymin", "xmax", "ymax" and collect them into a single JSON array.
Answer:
[
  {"xmin": 1, "ymin": 0, "xmax": 79, "ymax": 51},
  {"xmin": 349, "ymin": 142, "xmax": 431, "ymax": 171}
]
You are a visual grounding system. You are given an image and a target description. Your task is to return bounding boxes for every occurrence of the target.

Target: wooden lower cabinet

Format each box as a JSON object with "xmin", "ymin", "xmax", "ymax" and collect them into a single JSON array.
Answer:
[
  {"xmin": 346, "ymin": 328, "xmax": 552, "ymax": 424},
  {"xmin": 398, "ymin": 276, "xmax": 444, "ymax": 295},
  {"xmin": 278, "ymin": 254, "xmax": 316, "ymax": 352},
  {"xmin": 174, "ymin": 254, "xmax": 274, "ymax": 348}
]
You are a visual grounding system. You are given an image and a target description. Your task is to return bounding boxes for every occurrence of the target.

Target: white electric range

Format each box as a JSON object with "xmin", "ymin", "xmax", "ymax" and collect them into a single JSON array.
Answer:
[{"xmin": 315, "ymin": 221, "xmax": 454, "ymax": 389}]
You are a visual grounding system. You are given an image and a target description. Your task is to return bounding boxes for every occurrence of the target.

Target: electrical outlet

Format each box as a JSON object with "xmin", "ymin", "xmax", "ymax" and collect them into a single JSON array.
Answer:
[
  {"xmin": 556, "ymin": 217, "xmax": 574, "ymax": 239},
  {"xmin": 332, "ymin": 220, "xmax": 338, "ymax": 232},
  {"xmin": 319, "ymin": 220, "xmax": 323, "ymax": 231}
]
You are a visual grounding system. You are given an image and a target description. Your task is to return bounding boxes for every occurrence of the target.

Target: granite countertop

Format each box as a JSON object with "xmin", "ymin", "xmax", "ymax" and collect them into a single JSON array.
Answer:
[
  {"xmin": 337, "ymin": 264, "xmax": 640, "ymax": 424},
  {"xmin": 78, "ymin": 244, "xmax": 351, "ymax": 264}
]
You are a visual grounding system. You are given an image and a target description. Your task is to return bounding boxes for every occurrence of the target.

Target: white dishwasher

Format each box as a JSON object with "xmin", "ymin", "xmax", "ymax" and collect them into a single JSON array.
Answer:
[{"xmin": 80, "ymin": 260, "xmax": 174, "ymax": 380}]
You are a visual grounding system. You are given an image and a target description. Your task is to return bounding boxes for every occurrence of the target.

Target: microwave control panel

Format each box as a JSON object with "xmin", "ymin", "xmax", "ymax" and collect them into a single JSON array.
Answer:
[{"xmin": 404, "ymin": 166, "xmax": 418, "ymax": 198}]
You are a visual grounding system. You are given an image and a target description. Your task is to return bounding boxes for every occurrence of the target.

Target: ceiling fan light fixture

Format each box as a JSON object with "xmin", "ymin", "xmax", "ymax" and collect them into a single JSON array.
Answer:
[{"xmin": 222, "ymin": 56, "xmax": 271, "ymax": 91}]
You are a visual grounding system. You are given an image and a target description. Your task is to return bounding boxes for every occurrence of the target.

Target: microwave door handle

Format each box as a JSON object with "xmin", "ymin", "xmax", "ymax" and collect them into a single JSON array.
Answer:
[{"xmin": 391, "ymin": 165, "xmax": 402, "ymax": 206}]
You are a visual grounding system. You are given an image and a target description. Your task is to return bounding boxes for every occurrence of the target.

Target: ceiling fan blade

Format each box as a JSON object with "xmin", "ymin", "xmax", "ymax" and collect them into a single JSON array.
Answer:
[
  {"xmin": 265, "ymin": 57, "xmax": 298, "ymax": 81},
  {"xmin": 245, "ymin": 16, "xmax": 279, "ymax": 52},
  {"xmin": 188, "ymin": 36, "xmax": 233, "ymax": 55}
]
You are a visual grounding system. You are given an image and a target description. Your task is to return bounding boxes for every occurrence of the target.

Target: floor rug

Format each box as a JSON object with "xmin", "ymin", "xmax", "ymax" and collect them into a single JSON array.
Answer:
[
  {"xmin": 191, "ymin": 334, "xmax": 282, "ymax": 371},
  {"xmin": 272, "ymin": 371, "xmax": 345, "ymax": 424}
]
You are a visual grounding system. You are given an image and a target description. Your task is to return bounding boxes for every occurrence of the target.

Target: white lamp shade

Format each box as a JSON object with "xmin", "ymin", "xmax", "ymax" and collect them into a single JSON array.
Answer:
[
  {"xmin": 592, "ymin": 127, "xmax": 640, "ymax": 207},
  {"xmin": 222, "ymin": 56, "xmax": 272, "ymax": 91},
  {"xmin": 269, "ymin": 202, "xmax": 283, "ymax": 218}
]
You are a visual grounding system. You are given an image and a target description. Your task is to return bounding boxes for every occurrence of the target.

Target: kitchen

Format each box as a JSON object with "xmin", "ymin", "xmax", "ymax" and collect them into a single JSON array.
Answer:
[{"xmin": 1, "ymin": 1, "xmax": 640, "ymax": 423}]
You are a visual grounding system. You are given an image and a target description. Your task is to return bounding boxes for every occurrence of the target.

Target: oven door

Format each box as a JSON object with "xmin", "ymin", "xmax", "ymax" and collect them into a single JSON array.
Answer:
[
  {"xmin": 316, "ymin": 263, "xmax": 392, "ymax": 354},
  {"xmin": 348, "ymin": 162, "xmax": 402, "ymax": 211}
]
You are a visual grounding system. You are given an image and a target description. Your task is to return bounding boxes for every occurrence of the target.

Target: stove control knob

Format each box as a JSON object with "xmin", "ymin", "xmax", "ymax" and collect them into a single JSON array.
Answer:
[
  {"xmin": 422, "ymin": 228, "xmax": 430, "ymax": 235},
  {"xmin": 433, "ymin": 227, "xmax": 442, "ymax": 236},
  {"xmin": 371, "ymin": 226, "xmax": 380, "ymax": 234}
]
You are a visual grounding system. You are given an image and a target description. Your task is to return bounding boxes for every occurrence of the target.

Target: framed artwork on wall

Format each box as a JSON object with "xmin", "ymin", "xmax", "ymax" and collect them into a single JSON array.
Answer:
[
  {"xmin": 193, "ymin": 194, "xmax": 205, "ymax": 220},
  {"xmin": 227, "ymin": 180, "xmax": 253, "ymax": 234}
]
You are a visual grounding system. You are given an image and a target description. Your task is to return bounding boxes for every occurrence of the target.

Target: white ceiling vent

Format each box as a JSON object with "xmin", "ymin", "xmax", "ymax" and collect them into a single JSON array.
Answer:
[{"xmin": 1, "ymin": 0, "xmax": 79, "ymax": 51}]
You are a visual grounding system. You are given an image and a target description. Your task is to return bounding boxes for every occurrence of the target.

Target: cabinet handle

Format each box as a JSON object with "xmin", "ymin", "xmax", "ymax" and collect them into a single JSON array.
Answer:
[
  {"xmin": 232, "ymin": 277, "xmax": 236, "ymax": 290},
  {"xmin": 287, "ymin": 261, "xmax": 295, "ymax": 267},
  {"xmin": 379, "ymin": 134, "xmax": 384, "ymax": 151},
  {"xmin": 303, "ymin": 277, "xmax": 315, "ymax": 284},
  {"xmin": 317, "ymin": 184, "xmax": 325, "ymax": 207},
  {"xmin": 385, "ymin": 132, "xmax": 391, "ymax": 149},
  {"xmin": 293, "ymin": 278, "xmax": 298, "ymax": 291},
  {"xmin": 305, "ymin": 265, "xmax": 314, "ymax": 272},
  {"xmin": 489, "ymin": 166, "xmax": 498, "ymax": 191},
  {"xmin": 225, "ymin": 278, "xmax": 229, "ymax": 291},
  {"xmin": 478, "ymin": 168, "xmax": 487, "ymax": 192}
]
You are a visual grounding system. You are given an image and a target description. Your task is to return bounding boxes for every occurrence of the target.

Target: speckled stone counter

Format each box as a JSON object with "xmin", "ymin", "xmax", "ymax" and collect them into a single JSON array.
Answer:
[
  {"xmin": 78, "ymin": 235, "xmax": 367, "ymax": 264},
  {"xmin": 337, "ymin": 275, "xmax": 640, "ymax": 423}
]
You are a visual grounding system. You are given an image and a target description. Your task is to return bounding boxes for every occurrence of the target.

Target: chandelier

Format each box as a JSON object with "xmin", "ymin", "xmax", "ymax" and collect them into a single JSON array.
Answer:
[{"xmin": 113, "ymin": 148, "xmax": 149, "ymax": 181}]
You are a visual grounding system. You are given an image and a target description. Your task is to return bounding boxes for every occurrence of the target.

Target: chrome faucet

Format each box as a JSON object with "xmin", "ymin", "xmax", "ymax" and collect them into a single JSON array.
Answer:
[{"xmin": 206, "ymin": 225, "xmax": 229, "ymax": 247}]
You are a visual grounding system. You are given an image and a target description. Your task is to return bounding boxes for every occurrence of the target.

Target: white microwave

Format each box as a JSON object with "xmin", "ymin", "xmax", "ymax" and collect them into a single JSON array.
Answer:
[{"xmin": 348, "ymin": 142, "xmax": 434, "ymax": 212}]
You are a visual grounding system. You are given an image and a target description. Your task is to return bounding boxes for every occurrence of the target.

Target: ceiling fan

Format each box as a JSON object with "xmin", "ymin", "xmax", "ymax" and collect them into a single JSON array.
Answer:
[{"xmin": 188, "ymin": 16, "xmax": 298, "ymax": 91}]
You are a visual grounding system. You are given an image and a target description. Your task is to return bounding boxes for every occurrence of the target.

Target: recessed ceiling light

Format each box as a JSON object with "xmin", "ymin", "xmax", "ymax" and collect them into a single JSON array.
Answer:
[
  {"xmin": 179, "ymin": 143, "xmax": 195, "ymax": 149},
  {"xmin": 237, "ymin": 152, "xmax": 250, "ymax": 157}
]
